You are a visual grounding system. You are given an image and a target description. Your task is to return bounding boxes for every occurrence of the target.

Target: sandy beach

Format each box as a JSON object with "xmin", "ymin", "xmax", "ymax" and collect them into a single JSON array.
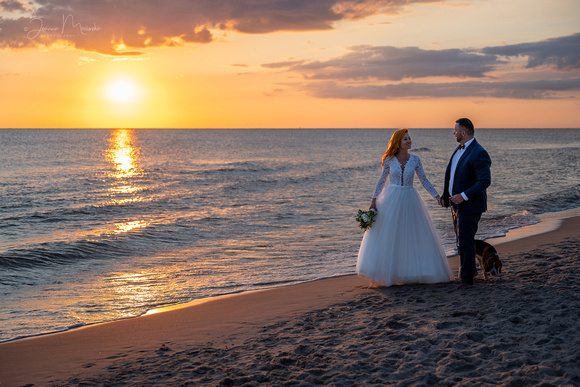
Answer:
[{"xmin": 1, "ymin": 217, "xmax": 579, "ymax": 386}]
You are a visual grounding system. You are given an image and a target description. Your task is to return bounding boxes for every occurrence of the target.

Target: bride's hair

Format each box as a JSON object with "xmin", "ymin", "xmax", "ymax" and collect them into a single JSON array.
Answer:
[{"xmin": 381, "ymin": 128, "xmax": 408, "ymax": 166}]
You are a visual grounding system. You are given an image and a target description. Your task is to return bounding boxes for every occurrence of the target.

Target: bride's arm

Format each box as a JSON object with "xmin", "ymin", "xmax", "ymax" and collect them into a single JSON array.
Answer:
[
  {"xmin": 415, "ymin": 156, "xmax": 440, "ymax": 201},
  {"xmin": 370, "ymin": 162, "xmax": 390, "ymax": 210}
]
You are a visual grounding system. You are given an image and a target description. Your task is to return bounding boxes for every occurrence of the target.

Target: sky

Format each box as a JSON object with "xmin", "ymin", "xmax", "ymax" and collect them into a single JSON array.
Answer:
[{"xmin": 0, "ymin": 0, "xmax": 579, "ymax": 128}]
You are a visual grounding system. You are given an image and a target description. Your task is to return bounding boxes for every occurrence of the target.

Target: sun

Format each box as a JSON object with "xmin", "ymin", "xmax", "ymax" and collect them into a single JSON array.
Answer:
[{"xmin": 105, "ymin": 78, "xmax": 141, "ymax": 104}]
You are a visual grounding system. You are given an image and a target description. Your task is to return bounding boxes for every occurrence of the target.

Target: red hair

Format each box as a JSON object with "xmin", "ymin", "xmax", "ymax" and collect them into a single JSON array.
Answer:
[{"xmin": 381, "ymin": 128, "xmax": 408, "ymax": 166}]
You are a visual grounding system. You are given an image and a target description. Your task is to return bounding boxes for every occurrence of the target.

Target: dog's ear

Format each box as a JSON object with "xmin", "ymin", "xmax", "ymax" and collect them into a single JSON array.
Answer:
[{"xmin": 486, "ymin": 260, "xmax": 494, "ymax": 272}]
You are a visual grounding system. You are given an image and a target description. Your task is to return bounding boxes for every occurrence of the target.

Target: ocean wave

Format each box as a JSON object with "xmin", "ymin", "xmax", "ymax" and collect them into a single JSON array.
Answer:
[
  {"xmin": 478, "ymin": 210, "xmax": 541, "ymax": 240},
  {"xmin": 0, "ymin": 239, "xmax": 131, "ymax": 271},
  {"xmin": 0, "ymin": 195, "xmax": 157, "ymax": 226},
  {"xmin": 526, "ymin": 185, "xmax": 580, "ymax": 214},
  {"xmin": 202, "ymin": 160, "xmax": 287, "ymax": 175},
  {"xmin": 219, "ymin": 161, "xmax": 377, "ymax": 191},
  {"xmin": 0, "ymin": 215, "xmax": 217, "ymax": 274}
]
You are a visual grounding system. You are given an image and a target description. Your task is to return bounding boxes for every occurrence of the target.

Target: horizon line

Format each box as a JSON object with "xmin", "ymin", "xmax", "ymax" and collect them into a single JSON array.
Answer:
[{"xmin": 1, "ymin": 127, "xmax": 578, "ymax": 130}]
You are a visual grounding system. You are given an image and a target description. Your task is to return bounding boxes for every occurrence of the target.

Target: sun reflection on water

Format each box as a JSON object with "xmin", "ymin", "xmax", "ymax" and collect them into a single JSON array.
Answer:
[
  {"xmin": 105, "ymin": 272, "xmax": 159, "ymax": 318},
  {"xmin": 110, "ymin": 185, "xmax": 143, "ymax": 194},
  {"xmin": 107, "ymin": 129, "xmax": 140, "ymax": 179},
  {"xmin": 105, "ymin": 128, "xmax": 149, "ymax": 231},
  {"xmin": 115, "ymin": 220, "xmax": 147, "ymax": 234}
]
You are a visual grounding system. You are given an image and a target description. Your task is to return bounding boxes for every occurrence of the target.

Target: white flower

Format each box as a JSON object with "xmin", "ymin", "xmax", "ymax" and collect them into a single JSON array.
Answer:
[{"xmin": 356, "ymin": 208, "xmax": 376, "ymax": 231}]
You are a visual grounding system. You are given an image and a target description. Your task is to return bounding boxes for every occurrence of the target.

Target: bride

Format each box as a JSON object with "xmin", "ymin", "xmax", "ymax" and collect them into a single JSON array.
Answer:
[{"xmin": 356, "ymin": 129, "xmax": 452, "ymax": 286}]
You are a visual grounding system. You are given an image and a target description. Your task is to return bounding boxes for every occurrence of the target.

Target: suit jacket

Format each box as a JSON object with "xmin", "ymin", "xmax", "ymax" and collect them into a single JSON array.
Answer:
[{"xmin": 443, "ymin": 139, "xmax": 491, "ymax": 214}]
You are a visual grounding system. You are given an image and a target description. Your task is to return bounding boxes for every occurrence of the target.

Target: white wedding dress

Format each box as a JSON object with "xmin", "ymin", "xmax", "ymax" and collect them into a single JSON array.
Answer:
[{"xmin": 356, "ymin": 155, "xmax": 452, "ymax": 286}]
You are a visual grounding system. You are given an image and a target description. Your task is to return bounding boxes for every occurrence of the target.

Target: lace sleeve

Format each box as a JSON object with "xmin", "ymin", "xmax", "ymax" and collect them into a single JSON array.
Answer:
[
  {"xmin": 414, "ymin": 156, "xmax": 439, "ymax": 198},
  {"xmin": 372, "ymin": 161, "xmax": 390, "ymax": 198}
]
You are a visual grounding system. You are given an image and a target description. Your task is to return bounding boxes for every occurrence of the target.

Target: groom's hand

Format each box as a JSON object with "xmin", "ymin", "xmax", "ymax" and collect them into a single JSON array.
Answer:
[{"xmin": 450, "ymin": 194, "xmax": 465, "ymax": 204}]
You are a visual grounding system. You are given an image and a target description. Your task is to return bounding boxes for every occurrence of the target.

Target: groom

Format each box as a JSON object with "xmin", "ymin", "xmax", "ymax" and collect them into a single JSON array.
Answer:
[{"xmin": 442, "ymin": 118, "xmax": 491, "ymax": 290}]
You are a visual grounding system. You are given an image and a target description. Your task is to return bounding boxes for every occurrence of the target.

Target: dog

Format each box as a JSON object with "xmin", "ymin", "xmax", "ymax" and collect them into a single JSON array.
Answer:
[{"xmin": 475, "ymin": 239, "xmax": 503, "ymax": 280}]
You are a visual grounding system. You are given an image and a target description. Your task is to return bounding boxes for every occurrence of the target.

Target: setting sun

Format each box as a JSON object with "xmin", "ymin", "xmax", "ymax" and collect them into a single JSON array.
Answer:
[{"xmin": 105, "ymin": 78, "xmax": 141, "ymax": 104}]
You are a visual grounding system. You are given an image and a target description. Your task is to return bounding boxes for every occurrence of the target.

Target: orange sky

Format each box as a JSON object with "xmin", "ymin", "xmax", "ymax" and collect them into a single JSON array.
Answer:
[{"xmin": 1, "ymin": 0, "xmax": 579, "ymax": 128}]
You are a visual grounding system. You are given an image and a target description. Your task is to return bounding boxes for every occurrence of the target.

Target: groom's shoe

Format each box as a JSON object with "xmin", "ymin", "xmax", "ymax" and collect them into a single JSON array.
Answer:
[{"xmin": 457, "ymin": 283, "xmax": 474, "ymax": 290}]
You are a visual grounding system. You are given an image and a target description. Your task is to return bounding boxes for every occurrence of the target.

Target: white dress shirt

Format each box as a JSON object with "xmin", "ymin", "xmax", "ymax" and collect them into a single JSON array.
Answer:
[{"xmin": 449, "ymin": 138, "xmax": 475, "ymax": 200}]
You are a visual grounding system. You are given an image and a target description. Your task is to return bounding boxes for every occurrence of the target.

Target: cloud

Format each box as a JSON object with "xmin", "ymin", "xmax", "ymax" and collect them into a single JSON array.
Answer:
[
  {"xmin": 265, "ymin": 45, "xmax": 503, "ymax": 80},
  {"xmin": 262, "ymin": 60, "xmax": 306, "ymax": 69},
  {"xmin": 0, "ymin": 0, "xmax": 31, "ymax": 12},
  {"xmin": 482, "ymin": 33, "xmax": 580, "ymax": 70},
  {"xmin": 331, "ymin": 0, "xmax": 439, "ymax": 20},
  {"xmin": 0, "ymin": 3, "xmax": 214, "ymax": 55},
  {"xmin": 264, "ymin": 33, "xmax": 580, "ymax": 100},
  {"xmin": 77, "ymin": 56, "xmax": 100, "ymax": 66},
  {"xmin": 304, "ymin": 78, "xmax": 580, "ymax": 100},
  {"xmin": 0, "ymin": 0, "xmax": 440, "ymax": 55}
]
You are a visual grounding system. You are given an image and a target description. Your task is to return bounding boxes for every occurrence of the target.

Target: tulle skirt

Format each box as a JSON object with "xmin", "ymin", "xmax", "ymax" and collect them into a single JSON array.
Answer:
[{"xmin": 356, "ymin": 185, "xmax": 453, "ymax": 286}]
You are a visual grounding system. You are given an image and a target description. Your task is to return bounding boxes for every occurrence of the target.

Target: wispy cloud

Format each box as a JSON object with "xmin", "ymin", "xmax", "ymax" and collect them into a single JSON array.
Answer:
[
  {"xmin": 482, "ymin": 33, "xmax": 580, "ymax": 70},
  {"xmin": 305, "ymin": 78, "xmax": 580, "ymax": 100},
  {"xmin": 262, "ymin": 60, "xmax": 306, "ymax": 69},
  {"xmin": 264, "ymin": 45, "xmax": 503, "ymax": 80},
  {"xmin": 0, "ymin": 0, "xmax": 439, "ymax": 55}
]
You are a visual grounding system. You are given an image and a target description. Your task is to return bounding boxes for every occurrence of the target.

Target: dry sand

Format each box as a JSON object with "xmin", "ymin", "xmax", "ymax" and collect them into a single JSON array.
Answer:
[{"xmin": 1, "ymin": 217, "xmax": 579, "ymax": 386}]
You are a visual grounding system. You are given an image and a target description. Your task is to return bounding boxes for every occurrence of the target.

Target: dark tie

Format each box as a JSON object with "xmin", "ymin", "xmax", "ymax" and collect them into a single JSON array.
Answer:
[{"xmin": 458, "ymin": 144, "xmax": 464, "ymax": 150}]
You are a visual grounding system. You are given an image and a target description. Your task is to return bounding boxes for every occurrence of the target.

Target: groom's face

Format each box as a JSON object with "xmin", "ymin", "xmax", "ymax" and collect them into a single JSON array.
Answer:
[{"xmin": 453, "ymin": 123, "xmax": 466, "ymax": 143}]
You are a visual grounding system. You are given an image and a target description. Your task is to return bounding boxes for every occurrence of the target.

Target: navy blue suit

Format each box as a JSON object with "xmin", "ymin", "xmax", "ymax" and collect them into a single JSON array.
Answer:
[{"xmin": 444, "ymin": 139, "xmax": 491, "ymax": 284}]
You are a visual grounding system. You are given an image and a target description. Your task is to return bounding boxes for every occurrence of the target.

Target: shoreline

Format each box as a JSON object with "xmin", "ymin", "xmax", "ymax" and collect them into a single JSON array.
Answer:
[
  {"xmin": 0, "ymin": 207, "xmax": 577, "ymax": 346},
  {"xmin": 125, "ymin": 206, "xmax": 580, "ymax": 320},
  {"xmin": 2, "ymin": 208, "xmax": 575, "ymax": 345},
  {"xmin": 487, "ymin": 207, "xmax": 580, "ymax": 246},
  {"xmin": 1, "ymin": 214, "xmax": 579, "ymax": 385}
]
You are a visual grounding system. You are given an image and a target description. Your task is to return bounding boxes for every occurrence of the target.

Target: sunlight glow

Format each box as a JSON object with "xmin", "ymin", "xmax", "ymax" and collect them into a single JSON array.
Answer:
[{"xmin": 105, "ymin": 78, "xmax": 141, "ymax": 104}]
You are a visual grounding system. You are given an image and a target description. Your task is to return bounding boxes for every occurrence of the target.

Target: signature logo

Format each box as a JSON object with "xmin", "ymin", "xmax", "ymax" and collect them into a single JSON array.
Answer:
[{"xmin": 25, "ymin": 14, "xmax": 101, "ymax": 39}]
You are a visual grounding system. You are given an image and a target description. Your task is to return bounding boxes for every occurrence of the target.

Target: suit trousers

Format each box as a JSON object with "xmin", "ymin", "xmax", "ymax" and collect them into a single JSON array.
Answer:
[{"xmin": 452, "ymin": 206, "xmax": 481, "ymax": 285}]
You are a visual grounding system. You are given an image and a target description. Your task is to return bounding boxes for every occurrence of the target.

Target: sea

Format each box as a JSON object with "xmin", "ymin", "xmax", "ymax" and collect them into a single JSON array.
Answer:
[{"xmin": 1, "ymin": 128, "xmax": 579, "ymax": 342}]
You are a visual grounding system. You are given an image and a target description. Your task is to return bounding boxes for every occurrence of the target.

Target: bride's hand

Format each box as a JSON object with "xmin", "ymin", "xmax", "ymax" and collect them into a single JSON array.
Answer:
[
  {"xmin": 369, "ymin": 198, "xmax": 378, "ymax": 212},
  {"xmin": 435, "ymin": 195, "xmax": 443, "ymax": 207}
]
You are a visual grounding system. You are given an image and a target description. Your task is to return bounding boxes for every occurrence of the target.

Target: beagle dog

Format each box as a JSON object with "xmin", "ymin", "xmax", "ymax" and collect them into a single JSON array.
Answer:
[{"xmin": 475, "ymin": 239, "xmax": 503, "ymax": 280}]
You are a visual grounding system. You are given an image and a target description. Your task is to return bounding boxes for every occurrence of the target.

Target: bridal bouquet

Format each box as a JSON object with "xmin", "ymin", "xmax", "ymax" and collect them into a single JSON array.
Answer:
[{"xmin": 355, "ymin": 209, "xmax": 377, "ymax": 231}]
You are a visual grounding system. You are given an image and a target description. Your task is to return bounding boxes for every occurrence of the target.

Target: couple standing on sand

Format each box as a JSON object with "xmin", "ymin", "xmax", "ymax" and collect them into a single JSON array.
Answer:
[{"xmin": 356, "ymin": 118, "xmax": 492, "ymax": 290}]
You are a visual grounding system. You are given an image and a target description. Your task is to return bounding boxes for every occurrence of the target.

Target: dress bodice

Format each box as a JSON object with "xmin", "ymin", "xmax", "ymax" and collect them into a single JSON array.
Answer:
[{"xmin": 373, "ymin": 155, "xmax": 439, "ymax": 198}]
